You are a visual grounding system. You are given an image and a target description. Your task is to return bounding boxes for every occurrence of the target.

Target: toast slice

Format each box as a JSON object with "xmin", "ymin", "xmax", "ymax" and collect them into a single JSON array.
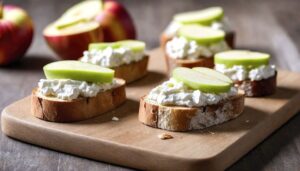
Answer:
[
  {"xmin": 138, "ymin": 91, "xmax": 245, "ymax": 132},
  {"xmin": 160, "ymin": 31, "xmax": 235, "ymax": 49},
  {"xmin": 165, "ymin": 54, "xmax": 214, "ymax": 73},
  {"xmin": 235, "ymin": 72, "xmax": 277, "ymax": 97},
  {"xmin": 31, "ymin": 79, "xmax": 126, "ymax": 122},
  {"xmin": 113, "ymin": 55, "xmax": 149, "ymax": 83}
]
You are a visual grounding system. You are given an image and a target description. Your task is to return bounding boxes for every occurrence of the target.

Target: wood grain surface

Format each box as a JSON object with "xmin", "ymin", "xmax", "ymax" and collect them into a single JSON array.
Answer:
[
  {"xmin": 1, "ymin": 0, "xmax": 300, "ymax": 170},
  {"xmin": 2, "ymin": 48, "xmax": 300, "ymax": 171}
]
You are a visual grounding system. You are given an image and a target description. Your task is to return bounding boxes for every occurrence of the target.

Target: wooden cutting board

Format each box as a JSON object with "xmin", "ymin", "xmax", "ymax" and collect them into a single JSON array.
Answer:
[{"xmin": 2, "ymin": 49, "xmax": 300, "ymax": 171}]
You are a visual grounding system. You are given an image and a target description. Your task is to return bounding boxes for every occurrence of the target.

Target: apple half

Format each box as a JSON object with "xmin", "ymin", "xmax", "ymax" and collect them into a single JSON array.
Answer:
[
  {"xmin": 44, "ymin": 19, "xmax": 103, "ymax": 60},
  {"xmin": 178, "ymin": 24, "xmax": 225, "ymax": 45},
  {"xmin": 174, "ymin": 7, "xmax": 224, "ymax": 25},
  {"xmin": 172, "ymin": 67, "xmax": 232, "ymax": 93},
  {"xmin": 44, "ymin": 60, "xmax": 114, "ymax": 83},
  {"xmin": 214, "ymin": 50, "xmax": 270, "ymax": 69}
]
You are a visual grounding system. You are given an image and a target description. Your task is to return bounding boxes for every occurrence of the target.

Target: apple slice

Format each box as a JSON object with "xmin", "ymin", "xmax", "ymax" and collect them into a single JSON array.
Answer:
[
  {"xmin": 44, "ymin": 60, "xmax": 114, "ymax": 83},
  {"xmin": 214, "ymin": 50, "xmax": 270, "ymax": 69},
  {"xmin": 174, "ymin": 7, "xmax": 224, "ymax": 25},
  {"xmin": 172, "ymin": 67, "xmax": 232, "ymax": 93},
  {"xmin": 178, "ymin": 24, "xmax": 225, "ymax": 45},
  {"xmin": 193, "ymin": 67, "xmax": 233, "ymax": 84},
  {"xmin": 61, "ymin": 0, "xmax": 103, "ymax": 21},
  {"xmin": 118, "ymin": 40, "xmax": 146, "ymax": 52},
  {"xmin": 89, "ymin": 42, "xmax": 120, "ymax": 51}
]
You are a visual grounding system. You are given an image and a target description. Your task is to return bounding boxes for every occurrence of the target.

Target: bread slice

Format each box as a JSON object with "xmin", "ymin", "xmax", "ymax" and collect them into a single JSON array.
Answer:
[
  {"xmin": 235, "ymin": 72, "xmax": 277, "ymax": 97},
  {"xmin": 160, "ymin": 31, "xmax": 235, "ymax": 49},
  {"xmin": 113, "ymin": 55, "xmax": 149, "ymax": 83},
  {"xmin": 31, "ymin": 79, "xmax": 126, "ymax": 122},
  {"xmin": 138, "ymin": 91, "xmax": 245, "ymax": 132},
  {"xmin": 165, "ymin": 54, "xmax": 214, "ymax": 73}
]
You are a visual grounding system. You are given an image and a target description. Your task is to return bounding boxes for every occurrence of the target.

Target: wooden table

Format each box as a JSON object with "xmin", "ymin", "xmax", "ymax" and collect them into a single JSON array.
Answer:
[{"xmin": 1, "ymin": 0, "xmax": 300, "ymax": 170}]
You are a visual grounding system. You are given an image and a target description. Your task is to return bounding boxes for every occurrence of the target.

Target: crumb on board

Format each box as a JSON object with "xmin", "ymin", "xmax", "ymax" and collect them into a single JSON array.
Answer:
[
  {"xmin": 245, "ymin": 120, "xmax": 250, "ymax": 123},
  {"xmin": 207, "ymin": 131, "xmax": 215, "ymax": 135},
  {"xmin": 112, "ymin": 116, "xmax": 119, "ymax": 121},
  {"xmin": 158, "ymin": 133, "xmax": 173, "ymax": 140}
]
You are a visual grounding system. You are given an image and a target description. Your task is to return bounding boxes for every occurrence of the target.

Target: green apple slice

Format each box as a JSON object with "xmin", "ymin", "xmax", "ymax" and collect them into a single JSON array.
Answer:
[
  {"xmin": 178, "ymin": 24, "xmax": 225, "ymax": 45},
  {"xmin": 172, "ymin": 67, "xmax": 232, "ymax": 93},
  {"xmin": 193, "ymin": 67, "xmax": 232, "ymax": 84},
  {"xmin": 174, "ymin": 7, "xmax": 224, "ymax": 25},
  {"xmin": 44, "ymin": 60, "xmax": 114, "ymax": 83},
  {"xmin": 214, "ymin": 50, "xmax": 270, "ymax": 69},
  {"xmin": 61, "ymin": 0, "xmax": 102, "ymax": 21},
  {"xmin": 89, "ymin": 42, "xmax": 121, "ymax": 51},
  {"xmin": 118, "ymin": 40, "xmax": 146, "ymax": 52}
]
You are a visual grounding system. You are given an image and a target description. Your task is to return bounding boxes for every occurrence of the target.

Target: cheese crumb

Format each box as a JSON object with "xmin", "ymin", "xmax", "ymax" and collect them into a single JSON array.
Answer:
[
  {"xmin": 158, "ymin": 133, "xmax": 173, "ymax": 140},
  {"xmin": 112, "ymin": 116, "xmax": 119, "ymax": 121}
]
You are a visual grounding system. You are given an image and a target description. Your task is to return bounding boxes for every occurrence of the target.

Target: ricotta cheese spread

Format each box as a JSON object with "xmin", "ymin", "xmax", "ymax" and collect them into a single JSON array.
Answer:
[
  {"xmin": 147, "ymin": 78, "xmax": 238, "ymax": 107},
  {"xmin": 80, "ymin": 47, "xmax": 144, "ymax": 68},
  {"xmin": 38, "ymin": 79, "xmax": 117, "ymax": 100},
  {"xmin": 215, "ymin": 64, "xmax": 276, "ymax": 81},
  {"xmin": 166, "ymin": 37, "xmax": 230, "ymax": 59}
]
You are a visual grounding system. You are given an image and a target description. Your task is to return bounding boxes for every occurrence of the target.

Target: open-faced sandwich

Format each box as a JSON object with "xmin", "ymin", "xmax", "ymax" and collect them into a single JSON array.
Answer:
[
  {"xmin": 80, "ymin": 40, "xmax": 148, "ymax": 83},
  {"xmin": 214, "ymin": 50, "xmax": 277, "ymax": 97},
  {"xmin": 31, "ymin": 61, "xmax": 126, "ymax": 122},
  {"xmin": 164, "ymin": 24, "xmax": 230, "ymax": 72},
  {"xmin": 161, "ymin": 6, "xmax": 235, "ymax": 48},
  {"xmin": 139, "ymin": 67, "xmax": 245, "ymax": 132}
]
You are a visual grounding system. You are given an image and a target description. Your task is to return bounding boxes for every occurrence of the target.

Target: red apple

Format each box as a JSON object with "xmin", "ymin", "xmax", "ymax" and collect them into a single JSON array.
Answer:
[
  {"xmin": 95, "ymin": 0, "xmax": 136, "ymax": 42},
  {"xmin": 43, "ymin": 0, "xmax": 136, "ymax": 60},
  {"xmin": 0, "ymin": 4, "xmax": 34, "ymax": 65},
  {"xmin": 44, "ymin": 21, "xmax": 103, "ymax": 60}
]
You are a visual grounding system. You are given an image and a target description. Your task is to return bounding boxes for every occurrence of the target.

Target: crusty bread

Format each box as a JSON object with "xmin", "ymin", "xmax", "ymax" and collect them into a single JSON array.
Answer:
[
  {"xmin": 165, "ymin": 54, "xmax": 214, "ymax": 73},
  {"xmin": 138, "ymin": 91, "xmax": 245, "ymax": 132},
  {"xmin": 235, "ymin": 72, "xmax": 277, "ymax": 97},
  {"xmin": 31, "ymin": 79, "xmax": 126, "ymax": 122},
  {"xmin": 160, "ymin": 31, "xmax": 235, "ymax": 49},
  {"xmin": 113, "ymin": 55, "xmax": 149, "ymax": 83}
]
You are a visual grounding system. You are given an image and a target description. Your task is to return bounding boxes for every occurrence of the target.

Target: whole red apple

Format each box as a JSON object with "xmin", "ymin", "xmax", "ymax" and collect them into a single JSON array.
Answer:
[
  {"xmin": 43, "ymin": 0, "xmax": 136, "ymax": 60},
  {"xmin": 0, "ymin": 4, "xmax": 34, "ymax": 65}
]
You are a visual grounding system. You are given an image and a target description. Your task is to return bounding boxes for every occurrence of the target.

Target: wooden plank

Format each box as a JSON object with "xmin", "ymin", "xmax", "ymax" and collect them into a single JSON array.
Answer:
[{"xmin": 2, "ymin": 48, "xmax": 300, "ymax": 170}]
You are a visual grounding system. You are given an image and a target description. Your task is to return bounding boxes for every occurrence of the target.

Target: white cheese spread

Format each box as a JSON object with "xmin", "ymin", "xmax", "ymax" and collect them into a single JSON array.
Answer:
[
  {"xmin": 215, "ymin": 64, "xmax": 276, "ymax": 81},
  {"xmin": 38, "ymin": 79, "xmax": 117, "ymax": 100},
  {"xmin": 147, "ymin": 78, "xmax": 238, "ymax": 107},
  {"xmin": 166, "ymin": 37, "xmax": 230, "ymax": 59},
  {"xmin": 80, "ymin": 47, "xmax": 144, "ymax": 68}
]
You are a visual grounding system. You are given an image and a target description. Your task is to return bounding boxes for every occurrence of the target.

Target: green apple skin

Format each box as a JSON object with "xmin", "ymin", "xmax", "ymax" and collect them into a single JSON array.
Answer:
[
  {"xmin": 172, "ymin": 67, "xmax": 231, "ymax": 94},
  {"xmin": 0, "ymin": 5, "xmax": 34, "ymax": 65},
  {"xmin": 44, "ymin": 60, "xmax": 115, "ymax": 83},
  {"xmin": 95, "ymin": 0, "xmax": 136, "ymax": 42},
  {"xmin": 214, "ymin": 50, "xmax": 270, "ymax": 69}
]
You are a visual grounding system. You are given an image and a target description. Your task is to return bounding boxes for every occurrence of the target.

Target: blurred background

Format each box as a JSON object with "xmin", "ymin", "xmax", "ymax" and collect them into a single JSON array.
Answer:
[{"xmin": 8, "ymin": 0, "xmax": 300, "ymax": 71}]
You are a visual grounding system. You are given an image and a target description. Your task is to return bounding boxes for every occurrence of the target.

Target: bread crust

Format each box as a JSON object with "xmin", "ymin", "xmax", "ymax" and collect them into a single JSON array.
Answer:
[
  {"xmin": 235, "ymin": 72, "xmax": 277, "ymax": 97},
  {"xmin": 165, "ymin": 54, "xmax": 214, "ymax": 73},
  {"xmin": 113, "ymin": 56, "xmax": 149, "ymax": 83},
  {"xmin": 138, "ymin": 91, "xmax": 245, "ymax": 132},
  {"xmin": 31, "ymin": 79, "xmax": 126, "ymax": 122}
]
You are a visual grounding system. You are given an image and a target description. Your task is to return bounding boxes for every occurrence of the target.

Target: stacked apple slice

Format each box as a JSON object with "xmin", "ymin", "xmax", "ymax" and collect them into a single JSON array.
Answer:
[
  {"xmin": 89, "ymin": 40, "xmax": 146, "ymax": 53},
  {"xmin": 215, "ymin": 50, "xmax": 270, "ymax": 69},
  {"xmin": 178, "ymin": 24, "xmax": 225, "ymax": 45},
  {"xmin": 44, "ymin": 61, "xmax": 115, "ymax": 83},
  {"xmin": 172, "ymin": 67, "xmax": 233, "ymax": 93}
]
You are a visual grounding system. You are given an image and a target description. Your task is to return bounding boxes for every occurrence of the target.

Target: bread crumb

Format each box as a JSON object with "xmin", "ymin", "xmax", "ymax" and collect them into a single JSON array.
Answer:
[
  {"xmin": 112, "ymin": 116, "xmax": 119, "ymax": 121},
  {"xmin": 208, "ymin": 131, "xmax": 215, "ymax": 135},
  {"xmin": 245, "ymin": 120, "xmax": 250, "ymax": 123},
  {"xmin": 158, "ymin": 133, "xmax": 173, "ymax": 140}
]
